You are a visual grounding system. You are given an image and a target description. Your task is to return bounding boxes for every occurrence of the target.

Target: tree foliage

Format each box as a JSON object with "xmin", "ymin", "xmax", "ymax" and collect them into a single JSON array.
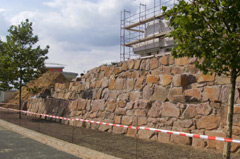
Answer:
[
  {"xmin": 162, "ymin": 1, "xmax": 240, "ymax": 158},
  {"xmin": 0, "ymin": 19, "xmax": 49, "ymax": 91},
  {"xmin": 162, "ymin": 0, "xmax": 240, "ymax": 76}
]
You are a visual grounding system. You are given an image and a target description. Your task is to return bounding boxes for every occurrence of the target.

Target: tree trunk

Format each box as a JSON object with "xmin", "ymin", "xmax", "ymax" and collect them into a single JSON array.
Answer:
[
  {"xmin": 18, "ymin": 78, "xmax": 22, "ymax": 119},
  {"xmin": 223, "ymin": 69, "xmax": 237, "ymax": 159}
]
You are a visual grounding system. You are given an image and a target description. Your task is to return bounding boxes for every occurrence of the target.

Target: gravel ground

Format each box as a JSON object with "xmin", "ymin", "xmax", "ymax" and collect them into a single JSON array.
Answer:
[{"xmin": 0, "ymin": 110, "xmax": 239, "ymax": 159}]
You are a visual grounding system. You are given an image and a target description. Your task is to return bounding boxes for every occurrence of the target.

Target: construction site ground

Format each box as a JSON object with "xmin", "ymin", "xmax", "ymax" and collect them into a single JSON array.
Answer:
[{"xmin": 0, "ymin": 110, "xmax": 239, "ymax": 159}]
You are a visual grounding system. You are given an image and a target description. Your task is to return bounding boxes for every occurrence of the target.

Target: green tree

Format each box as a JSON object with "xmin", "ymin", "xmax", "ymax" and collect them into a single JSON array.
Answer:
[
  {"xmin": 0, "ymin": 19, "xmax": 49, "ymax": 118},
  {"xmin": 162, "ymin": 0, "xmax": 240, "ymax": 158}
]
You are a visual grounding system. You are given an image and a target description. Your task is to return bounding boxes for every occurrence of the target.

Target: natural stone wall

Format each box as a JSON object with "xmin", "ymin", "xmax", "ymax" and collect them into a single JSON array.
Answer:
[{"xmin": 27, "ymin": 53, "xmax": 240, "ymax": 152}]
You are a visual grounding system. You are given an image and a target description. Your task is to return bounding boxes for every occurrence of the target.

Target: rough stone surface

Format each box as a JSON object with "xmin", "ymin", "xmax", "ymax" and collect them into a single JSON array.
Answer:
[
  {"xmin": 171, "ymin": 128, "xmax": 191, "ymax": 145},
  {"xmin": 183, "ymin": 103, "xmax": 212, "ymax": 119},
  {"xmin": 160, "ymin": 55, "xmax": 168, "ymax": 66},
  {"xmin": 160, "ymin": 75, "xmax": 172, "ymax": 86},
  {"xmin": 148, "ymin": 100, "xmax": 161, "ymax": 118},
  {"xmin": 197, "ymin": 74, "xmax": 215, "ymax": 83},
  {"xmin": 26, "ymin": 55, "xmax": 240, "ymax": 153},
  {"xmin": 173, "ymin": 74, "xmax": 189, "ymax": 87},
  {"xmin": 175, "ymin": 57, "xmax": 188, "ymax": 66},
  {"xmin": 135, "ymin": 76, "xmax": 144, "ymax": 90},
  {"xmin": 150, "ymin": 58, "xmax": 159, "ymax": 69},
  {"xmin": 168, "ymin": 87, "xmax": 183, "ymax": 102},
  {"xmin": 146, "ymin": 75, "xmax": 159, "ymax": 83},
  {"xmin": 151, "ymin": 86, "xmax": 167, "ymax": 101},
  {"xmin": 162, "ymin": 102, "xmax": 180, "ymax": 118},
  {"xmin": 196, "ymin": 116, "xmax": 220, "ymax": 130},
  {"xmin": 115, "ymin": 78, "xmax": 124, "ymax": 90},
  {"xmin": 122, "ymin": 116, "xmax": 133, "ymax": 125},
  {"xmin": 184, "ymin": 88, "xmax": 201, "ymax": 101},
  {"xmin": 142, "ymin": 85, "xmax": 153, "ymax": 100},
  {"xmin": 203, "ymin": 86, "xmax": 220, "ymax": 102},
  {"xmin": 137, "ymin": 129, "xmax": 154, "ymax": 140}
]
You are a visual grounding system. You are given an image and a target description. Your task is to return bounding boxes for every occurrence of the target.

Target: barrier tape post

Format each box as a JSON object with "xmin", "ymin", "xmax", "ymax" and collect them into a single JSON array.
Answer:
[{"xmin": 1, "ymin": 106, "xmax": 240, "ymax": 144}]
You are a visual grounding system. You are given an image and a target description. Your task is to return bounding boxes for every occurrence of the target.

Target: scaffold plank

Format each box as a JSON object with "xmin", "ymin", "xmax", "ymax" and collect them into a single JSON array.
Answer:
[
  {"xmin": 124, "ymin": 14, "xmax": 165, "ymax": 30},
  {"xmin": 124, "ymin": 30, "xmax": 171, "ymax": 46}
]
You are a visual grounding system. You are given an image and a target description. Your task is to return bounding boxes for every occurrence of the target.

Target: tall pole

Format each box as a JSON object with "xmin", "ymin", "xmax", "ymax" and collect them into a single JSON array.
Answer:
[{"xmin": 19, "ymin": 69, "xmax": 22, "ymax": 119}]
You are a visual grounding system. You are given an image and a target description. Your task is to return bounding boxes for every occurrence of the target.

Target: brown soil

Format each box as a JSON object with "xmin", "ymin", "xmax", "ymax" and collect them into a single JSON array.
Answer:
[
  {"xmin": 0, "ymin": 110, "xmax": 239, "ymax": 159},
  {"xmin": 5, "ymin": 72, "xmax": 69, "ymax": 109}
]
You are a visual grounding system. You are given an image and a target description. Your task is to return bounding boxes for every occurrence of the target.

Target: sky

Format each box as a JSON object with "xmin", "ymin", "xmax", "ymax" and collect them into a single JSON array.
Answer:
[{"xmin": 0, "ymin": 0, "xmax": 157, "ymax": 75}]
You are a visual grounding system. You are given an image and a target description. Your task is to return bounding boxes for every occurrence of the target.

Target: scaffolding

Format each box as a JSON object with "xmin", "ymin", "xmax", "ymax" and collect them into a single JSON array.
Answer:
[{"xmin": 120, "ymin": 0, "xmax": 175, "ymax": 61}]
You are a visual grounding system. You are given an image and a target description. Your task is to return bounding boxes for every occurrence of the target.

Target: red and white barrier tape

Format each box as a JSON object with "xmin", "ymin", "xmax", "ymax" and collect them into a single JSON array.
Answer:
[{"xmin": 0, "ymin": 106, "xmax": 240, "ymax": 144}]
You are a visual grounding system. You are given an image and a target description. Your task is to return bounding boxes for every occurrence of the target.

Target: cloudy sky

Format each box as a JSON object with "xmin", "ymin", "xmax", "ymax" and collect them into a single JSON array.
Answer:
[{"xmin": 0, "ymin": 0, "xmax": 157, "ymax": 75}]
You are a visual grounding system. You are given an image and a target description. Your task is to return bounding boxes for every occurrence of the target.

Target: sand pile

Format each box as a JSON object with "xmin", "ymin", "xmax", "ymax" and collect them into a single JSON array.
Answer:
[{"xmin": 6, "ymin": 72, "xmax": 70, "ymax": 109}]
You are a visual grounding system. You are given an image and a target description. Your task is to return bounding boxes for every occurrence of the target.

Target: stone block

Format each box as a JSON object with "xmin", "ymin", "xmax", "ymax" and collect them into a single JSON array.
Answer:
[
  {"xmin": 113, "ymin": 126, "xmax": 127, "ymax": 134},
  {"xmin": 115, "ymin": 78, "xmax": 125, "ymax": 90},
  {"xmin": 171, "ymin": 67, "xmax": 185, "ymax": 75},
  {"xmin": 129, "ymin": 91, "xmax": 141, "ymax": 100},
  {"xmin": 171, "ymin": 128, "xmax": 191, "ymax": 145},
  {"xmin": 187, "ymin": 64, "xmax": 199, "ymax": 74},
  {"xmin": 116, "ymin": 108, "xmax": 126, "ymax": 115},
  {"xmin": 140, "ymin": 59, "xmax": 146, "ymax": 70},
  {"xmin": 98, "ymin": 124, "xmax": 111, "ymax": 131},
  {"xmin": 175, "ymin": 57, "xmax": 188, "ymax": 66},
  {"xmin": 160, "ymin": 75, "xmax": 172, "ymax": 86},
  {"xmin": 162, "ymin": 66, "xmax": 171, "ymax": 74},
  {"xmin": 137, "ymin": 117, "xmax": 147, "ymax": 126},
  {"xmin": 71, "ymin": 100, "xmax": 78, "ymax": 110},
  {"xmin": 137, "ymin": 129, "xmax": 154, "ymax": 140},
  {"xmin": 134, "ymin": 59, "xmax": 141, "ymax": 70},
  {"xmin": 126, "ymin": 128, "xmax": 137, "ymax": 137},
  {"xmin": 114, "ymin": 116, "xmax": 121, "ymax": 124},
  {"xmin": 135, "ymin": 76, "xmax": 144, "ymax": 90},
  {"xmin": 92, "ymin": 100, "xmax": 105, "ymax": 112},
  {"xmin": 150, "ymin": 58, "xmax": 159, "ymax": 69},
  {"xmin": 127, "ymin": 78, "xmax": 134, "ymax": 92},
  {"xmin": 191, "ymin": 130, "xmax": 206, "ymax": 148},
  {"xmin": 109, "ymin": 78, "xmax": 115, "ymax": 90},
  {"xmin": 203, "ymin": 86, "xmax": 220, "ymax": 102},
  {"xmin": 95, "ymin": 80, "xmax": 102, "ymax": 88},
  {"xmin": 134, "ymin": 109, "xmax": 146, "ymax": 117},
  {"xmin": 132, "ymin": 71, "xmax": 139, "ymax": 78},
  {"xmin": 168, "ymin": 87, "xmax": 183, "ymax": 102},
  {"xmin": 128, "ymin": 60, "xmax": 135, "ymax": 69},
  {"xmin": 126, "ymin": 102, "xmax": 134, "ymax": 110},
  {"xmin": 197, "ymin": 74, "xmax": 215, "ymax": 83},
  {"xmin": 114, "ymin": 67, "xmax": 120, "ymax": 74},
  {"xmin": 143, "ymin": 85, "xmax": 153, "ymax": 100},
  {"xmin": 117, "ymin": 100, "xmax": 127, "ymax": 108},
  {"xmin": 233, "ymin": 126, "xmax": 240, "ymax": 135},
  {"xmin": 160, "ymin": 55, "xmax": 168, "ymax": 65},
  {"xmin": 122, "ymin": 116, "xmax": 133, "ymax": 125},
  {"xmin": 148, "ymin": 100, "xmax": 161, "ymax": 118},
  {"xmin": 146, "ymin": 75, "xmax": 159, "ymax": 83},
  {"xmin": 78, "ymin": 99, "xmax": 87, "ymax": 110},
  {"xmin": 157, "ymin": 127, "xmax": 171, "ymax": 143},
  {"xmin": 121, "ymin": 62, "xmax": 128, "ymax": 71},
  {"xmin": 106, "ymin": 100, "xmax": 116, "ymax": 112},
  {"xmin": 173, "ymin": 74, "xmax": 190, "ymax": 87},
  {"xmin": 151, "ymin": 86, "xmax": 167, "ymax": 101},
  {"xmin": 161, "ymin": 102, "xmax": 180, "ymax": 118},
  {"xmin": 196, "ymin": 116, "xmax": 220, "ymax": 130},
  {"xmin": 173, "ymin": 119, "xmax": 193, "ymax": 128},
  {"xmin": 95, "ymin": 88, "xmax": 103, "ymax": 99},
  {"xmin": 183, "ymin": 103, "xmax": 212, "ymax": 119},
  {"xmin": 184, "ymin": 88, "xmax": 201, "ymax": 101}
]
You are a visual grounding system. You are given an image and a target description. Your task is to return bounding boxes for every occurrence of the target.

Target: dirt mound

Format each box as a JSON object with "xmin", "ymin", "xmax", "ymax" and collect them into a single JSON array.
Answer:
[{"xmin": 6, "ymin": 72, "xmax": 70, "ymax": 109}]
